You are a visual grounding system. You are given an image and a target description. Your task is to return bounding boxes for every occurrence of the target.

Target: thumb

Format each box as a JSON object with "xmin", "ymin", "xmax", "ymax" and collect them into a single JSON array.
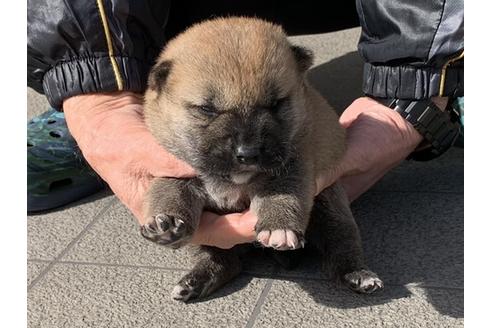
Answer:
[{"xmin": 315, "ymin": 165, "xmax": 341, "ymax": 195}]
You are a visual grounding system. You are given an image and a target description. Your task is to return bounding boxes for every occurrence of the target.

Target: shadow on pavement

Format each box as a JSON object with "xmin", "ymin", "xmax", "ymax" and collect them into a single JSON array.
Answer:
[
  {"xmin": 308, "ymin": 51, "xmax": 364, "ymax": 115},
  {"xmin": 27, "ymin": 188, "xmax": 114, "ymax": 216}
]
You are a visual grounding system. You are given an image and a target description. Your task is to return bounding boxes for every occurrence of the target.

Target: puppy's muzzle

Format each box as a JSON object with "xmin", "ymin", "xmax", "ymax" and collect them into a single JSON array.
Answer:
[{"xmin": 235, "ymin": 144, "xmax": 260, "ymax": 165}]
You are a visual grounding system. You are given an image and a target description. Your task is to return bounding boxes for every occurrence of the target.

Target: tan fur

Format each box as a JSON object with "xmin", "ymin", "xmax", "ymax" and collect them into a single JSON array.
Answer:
[{"xmin": 145, "ymin": 17, "xmax": 346, "ymax": 191}]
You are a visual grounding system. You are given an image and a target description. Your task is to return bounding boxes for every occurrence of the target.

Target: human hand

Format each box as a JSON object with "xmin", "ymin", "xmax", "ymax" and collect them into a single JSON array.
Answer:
[
  {"xmin": 63, "ymin": 92, "xmax": 196, "ymax": 224},
  {"xmin": 315, "ymin": 96, "xmax": 424, "ymax": 201}
]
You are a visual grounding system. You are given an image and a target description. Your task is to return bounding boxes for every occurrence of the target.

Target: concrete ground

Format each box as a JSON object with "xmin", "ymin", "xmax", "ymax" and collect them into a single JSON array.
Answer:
[{"xmin": 27, "ymin": 27, "xmax": 464, "ymax": 327}]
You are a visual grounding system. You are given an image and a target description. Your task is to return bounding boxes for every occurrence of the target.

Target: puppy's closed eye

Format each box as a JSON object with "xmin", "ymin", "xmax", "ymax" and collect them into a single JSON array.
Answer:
[
  {"xmin": 197, "ymin": 105, "xmax": 219, "ymax": 117},
  {"xmin": 187, "ymin": 103, "xmax": 220, "ymax": 118}
]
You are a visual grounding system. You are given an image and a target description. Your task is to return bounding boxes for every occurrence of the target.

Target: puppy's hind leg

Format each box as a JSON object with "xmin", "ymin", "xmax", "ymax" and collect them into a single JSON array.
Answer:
[
  {"xmin": 172, "ymin": 247, "xmax": 242, "ymax": 302},
  {"xmin": 307, "ymin": 182, "xmax": 383, "ymax": 294}
]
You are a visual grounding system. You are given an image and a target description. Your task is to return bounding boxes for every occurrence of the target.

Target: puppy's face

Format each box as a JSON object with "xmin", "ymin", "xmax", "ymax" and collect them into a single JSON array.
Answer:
[{"xmin": 145, "ymin": 18, "xmax": 313, "ymax": 182}]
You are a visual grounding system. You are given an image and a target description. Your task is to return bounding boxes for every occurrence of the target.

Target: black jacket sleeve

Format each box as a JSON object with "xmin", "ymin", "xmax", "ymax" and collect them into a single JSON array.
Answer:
[
  {"xmin": 27, "ymin": 0, "xmax": 171, "ymax": 109},
  {"xmin": 356, "ymin": 0, "xmax": 464, "ymax": 100}
]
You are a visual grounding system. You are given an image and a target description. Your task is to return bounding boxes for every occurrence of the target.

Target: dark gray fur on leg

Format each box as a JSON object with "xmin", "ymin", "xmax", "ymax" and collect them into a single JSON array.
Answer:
[
  {"xmin": 172, "ymin": 246, "xmax": 242, "ymax": 302},
  {"xmin": 306, "ymin": 182, "xmax": 383, "ymax": 294},
  {"xmin": 141, "ymin": 177, "xmax": 204, "ymax": 248}
]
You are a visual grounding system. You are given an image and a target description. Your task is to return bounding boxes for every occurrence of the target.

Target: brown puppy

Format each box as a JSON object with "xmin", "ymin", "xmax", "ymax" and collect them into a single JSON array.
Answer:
[{"xmin": 142, "ymin": 17, "xmax": 383, "ymax": 301}]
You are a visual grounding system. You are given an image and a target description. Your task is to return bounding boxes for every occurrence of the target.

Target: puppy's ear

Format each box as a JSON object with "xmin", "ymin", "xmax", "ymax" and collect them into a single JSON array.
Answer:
[
  {"xmin": 290, "ymin": 45, "xmax": 313, "ymax": 72},
  {"xmin": 148, "ymin": 60, "xmax": 172, "ymax": 92}
]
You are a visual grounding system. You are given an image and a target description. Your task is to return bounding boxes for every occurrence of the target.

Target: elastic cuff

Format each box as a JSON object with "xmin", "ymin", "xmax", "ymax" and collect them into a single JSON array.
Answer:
[
  {"xmin": 362, "ymin": 63, "xmax": 463, "ymax": 100},
  {"xmin": 42, "ymin": 56, "xmax": 152, "ymax": 110}
]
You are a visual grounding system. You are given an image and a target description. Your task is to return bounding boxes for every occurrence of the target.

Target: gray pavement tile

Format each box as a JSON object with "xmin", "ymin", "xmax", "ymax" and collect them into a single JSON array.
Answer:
[
  {"xmin": 27, "ymin": 261, "xmax": 49, "ymax": 286},
  {"xmin": 144, "ymin": 276, "xmax": 268, "ymax": 328},
  {"xmin": 253, "ymin": 279, "xmax": 463, "ymax": 328},
  {"xmin": 371, "ymin": 148, "xmax": 463, "ymax": 193},
  {"xmin": 353, "ymin": 192, "xmax": 463, "ymax": 289},
  {"xmin": 27, "ymin": 87, "xmax": 50, "ymax": 121},
  {"xmin": 63, "ymin": 201, "xmax": 275, "ymax": 275},
  {"xmin": 27, "ymin": 191, "xmax": 115, "ymax": 260},
  {"xmin": 61, "ymin": 201, "xmax": 203, "ymax": 269},
  {"xmin": 274, "ymin": 191, "xmax": 463, "ymax": 290},
  {"xmin": 28, "ymin": 262, "xmax": 268, "ymax": 328}
]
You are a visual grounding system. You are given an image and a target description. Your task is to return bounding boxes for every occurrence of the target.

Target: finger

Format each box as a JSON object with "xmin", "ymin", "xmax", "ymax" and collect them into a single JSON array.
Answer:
[
  {"xmin": 315, "ymin": 175, "xmax": 329, "ymax": 196},
  {"xmin": 315, "ymin": 171, "xmax": 335, "ymax": 195},
  {"xmin": 221, "ymin": 210, "xmax": 258, "ymax": 243},
  {"xmin": 190, "ymin": 211, "xmax": 220, "ymax": 247},
  {"xmin": 315, "ymin": 164, "xmax": 343, "ymax": 195},
  {"xmin": 191, "ymin": 210, "xmax": 258, "ymax": 248}
]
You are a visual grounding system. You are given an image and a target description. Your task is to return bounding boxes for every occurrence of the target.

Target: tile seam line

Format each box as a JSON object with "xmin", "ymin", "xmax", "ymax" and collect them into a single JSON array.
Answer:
[
  {"xmin": 28, "ymin": 258, "xmax": 271, "ymax": 276},
  {"xmin": 35, "ymin": 259, "xmax": 189, "ymax": 272},
  {"xmin": 26, "ymin": 258, "xmax": 464, "ymax": 291},
  {"xmin": 27, "ymin": 198, "xmax": 117, "ymax": 291},
  {"xmin": 244, "ymin": 278, "xmax": 274, "ymax": 328}
]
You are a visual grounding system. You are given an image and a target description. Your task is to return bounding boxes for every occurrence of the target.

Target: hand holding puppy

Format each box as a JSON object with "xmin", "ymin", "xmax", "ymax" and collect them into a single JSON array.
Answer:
[
  {"xmin": 63, "ymin": 92, "xmax": 196, "ymax": 224},
  {"xmin": 64, "ymin": 93, "xmax": 422, "ymax": 250}
]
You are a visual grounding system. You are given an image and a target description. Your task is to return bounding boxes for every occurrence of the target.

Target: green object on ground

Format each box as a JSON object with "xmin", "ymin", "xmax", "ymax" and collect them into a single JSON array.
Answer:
[
  {"xmin": 453, "ymin": 97, "xmax": 464, "ymax": 148},
  {"xmin": 27, "ymin": 109, "xmax": 106, "ymax": 213}
]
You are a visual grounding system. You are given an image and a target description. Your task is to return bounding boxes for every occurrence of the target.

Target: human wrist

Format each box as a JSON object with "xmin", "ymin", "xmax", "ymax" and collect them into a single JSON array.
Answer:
[{"xmin": 63, "ymin": 91, "xmax": 143, "ymax": 111}]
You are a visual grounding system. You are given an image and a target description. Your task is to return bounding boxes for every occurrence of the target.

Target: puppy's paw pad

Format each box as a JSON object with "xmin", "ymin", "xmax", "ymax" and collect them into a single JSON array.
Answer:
[
  {"xmin": 171, "ymin": 273, "xmax": 214, "ymax": 302},
  {"xmin": 140, "ymin": 214, "xmax": 188, "ymax": 246},
  {"xmin": 171, "ymin": 284, "xmax": 197, "ymax": 302},
  {"xmin": 256, "ymin": 229, "xmax": 304, "ymax": 250},
  {"xmin": 344, "ymin": 270, "xmax": 384, "ymax": 294}
]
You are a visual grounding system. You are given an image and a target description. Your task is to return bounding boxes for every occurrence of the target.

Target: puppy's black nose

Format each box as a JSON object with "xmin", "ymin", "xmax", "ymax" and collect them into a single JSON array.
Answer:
[{"xmin": 235, "ymin": 145, "xmax": 259, "ymax": 164}]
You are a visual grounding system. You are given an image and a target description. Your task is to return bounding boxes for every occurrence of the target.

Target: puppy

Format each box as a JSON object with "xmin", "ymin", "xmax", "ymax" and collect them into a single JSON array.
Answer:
[{"xmin": 142, "ymin": 17, "xmax": 383, "ymax": 301}]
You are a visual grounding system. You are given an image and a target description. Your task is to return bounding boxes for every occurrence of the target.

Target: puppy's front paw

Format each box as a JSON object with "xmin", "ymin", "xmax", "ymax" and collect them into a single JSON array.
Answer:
[
  {"xmin": 256, "ymin": 229, "xmax": 305, "ymax": 250},
  {"xmin": 343, "ymin": 269, "xmax": 384, "ymax": 294},
  {"xmin": 140, "ymin": 214, "xmax": 191, "ymax": 248}
]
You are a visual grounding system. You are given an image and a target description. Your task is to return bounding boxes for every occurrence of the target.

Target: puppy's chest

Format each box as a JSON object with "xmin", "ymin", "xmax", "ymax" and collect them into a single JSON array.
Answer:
[{"xmin": 203, "ymin": 180, "xmax": 251, "ymax": 214}]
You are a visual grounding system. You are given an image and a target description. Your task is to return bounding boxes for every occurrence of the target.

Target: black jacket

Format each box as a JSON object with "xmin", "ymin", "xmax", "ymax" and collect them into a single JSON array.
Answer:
[
  {"xmin": 27, "ymin": 0, "xmax": 463, "ymax": 109},
  {"xmin": 356, "ymin": 0, "xmax": 464, "ymax": 99}
]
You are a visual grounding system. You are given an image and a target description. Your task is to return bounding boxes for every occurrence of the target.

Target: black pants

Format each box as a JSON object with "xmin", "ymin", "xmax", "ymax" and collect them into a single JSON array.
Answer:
[{"xmin": 165, "ymin": 1, "xmax": 359, "ymax": 39}]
